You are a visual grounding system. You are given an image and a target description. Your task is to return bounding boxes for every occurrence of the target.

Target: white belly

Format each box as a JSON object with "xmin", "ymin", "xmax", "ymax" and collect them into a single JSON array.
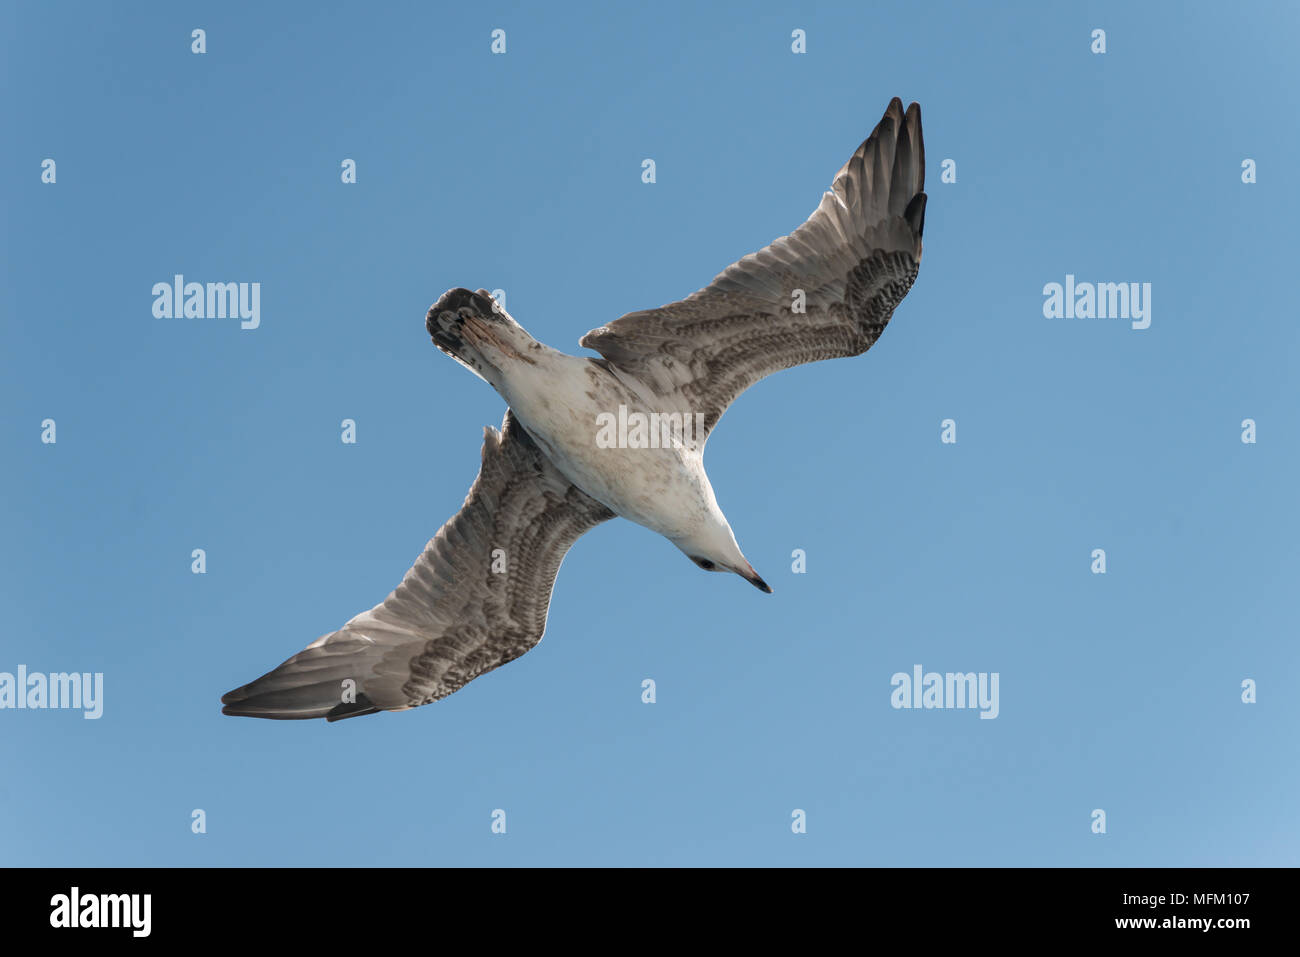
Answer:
[{"xmin": 498, "ymin": 352, "xmax": 716, "ymax": 542}]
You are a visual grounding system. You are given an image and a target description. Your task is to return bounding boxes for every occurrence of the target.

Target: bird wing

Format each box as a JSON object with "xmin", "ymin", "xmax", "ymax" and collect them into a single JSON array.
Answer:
[
  {"xmin": 580, "ymin": 97, "xmax": 925, "ymax": 438},
  {"xmin": 221, "ymin": 410, "xmax": 614, "ymax": 721}
]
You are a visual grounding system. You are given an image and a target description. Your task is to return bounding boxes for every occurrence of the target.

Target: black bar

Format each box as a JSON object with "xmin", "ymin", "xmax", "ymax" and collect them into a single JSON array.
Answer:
[{"xmin": 2, "ymin": 867, "xmax": 1283, "ymax": 942}]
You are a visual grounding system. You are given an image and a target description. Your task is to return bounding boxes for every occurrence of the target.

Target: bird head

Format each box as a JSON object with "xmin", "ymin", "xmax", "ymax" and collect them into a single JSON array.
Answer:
[{"xmin": 675, "ymin": 524, "xmax": 772, "ymax": 594}]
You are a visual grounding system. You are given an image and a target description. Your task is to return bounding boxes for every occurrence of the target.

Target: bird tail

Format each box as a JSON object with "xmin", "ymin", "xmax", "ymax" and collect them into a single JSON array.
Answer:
[{"xmin": 425, "ymin": 287, "xmax": 521, "ymax": 384}]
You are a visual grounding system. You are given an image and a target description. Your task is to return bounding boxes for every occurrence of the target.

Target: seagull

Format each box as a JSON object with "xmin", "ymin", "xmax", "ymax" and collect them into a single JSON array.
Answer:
[{"xmin": 222, "ymin": 97, "xmax": 926, "ymax": 721}]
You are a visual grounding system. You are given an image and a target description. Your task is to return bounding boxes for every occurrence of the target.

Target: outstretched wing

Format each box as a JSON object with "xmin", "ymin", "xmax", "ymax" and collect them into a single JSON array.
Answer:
[
  {"xmin": 580, "ymin": 97, "xmax": 925, "ymax": 437},
  {"xmin": 221, "ymin": 410, "xmax": 614, "ymax": 721}
]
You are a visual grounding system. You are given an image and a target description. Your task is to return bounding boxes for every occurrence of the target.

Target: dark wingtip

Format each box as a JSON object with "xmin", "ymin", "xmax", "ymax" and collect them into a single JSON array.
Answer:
[
  {"xmin": 325, "ymin": 694, "xmax": 381, "ymax": 722},
  {"xmin": 220, "ymin": 698, "xmax": 279, "ymax": 719},
  {"xmin": 904, "ymin": 192, "xmax": 927, "ymax": 239},
  {"xmin": 905, "ymin": 101, "xmax": 924, "ymax": 192},
  {"xmin": 219, "ymin": 685, "xmax": 380, "ymax": 721}
]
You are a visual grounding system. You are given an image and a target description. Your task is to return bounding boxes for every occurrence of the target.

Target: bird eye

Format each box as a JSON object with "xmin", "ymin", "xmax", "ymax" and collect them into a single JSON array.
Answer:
[{"xmin": 693, "ymin": 557, "xmax": 715, "ymax": 570}]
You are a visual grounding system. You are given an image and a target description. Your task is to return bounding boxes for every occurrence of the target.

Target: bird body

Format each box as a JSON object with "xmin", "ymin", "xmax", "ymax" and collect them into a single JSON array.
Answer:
[
  {"xmin": 222, "ymin": 97, "xmax": 926, "ymax": 721},
  {"xmin": 427, "ymin": 296, "xmax": 749, "ymax": 580}
]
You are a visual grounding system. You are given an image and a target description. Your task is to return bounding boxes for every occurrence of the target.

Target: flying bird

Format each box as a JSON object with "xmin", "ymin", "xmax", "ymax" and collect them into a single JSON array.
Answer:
[{"xmin": 222, "ymin": 97, "xmax": 926, "ymax": 721}]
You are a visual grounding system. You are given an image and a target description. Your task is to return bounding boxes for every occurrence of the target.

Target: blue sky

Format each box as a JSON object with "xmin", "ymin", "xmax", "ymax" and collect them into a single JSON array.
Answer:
[{"xmin": 3, "ymin": 0, "xmax": 1298, "ymax": 866}]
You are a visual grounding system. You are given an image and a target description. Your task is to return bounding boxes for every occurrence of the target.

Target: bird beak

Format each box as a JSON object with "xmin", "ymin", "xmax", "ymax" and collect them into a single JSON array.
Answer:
[{"xmin": 740, "ymin": 562, "xmax": 773, "ymax": 594}]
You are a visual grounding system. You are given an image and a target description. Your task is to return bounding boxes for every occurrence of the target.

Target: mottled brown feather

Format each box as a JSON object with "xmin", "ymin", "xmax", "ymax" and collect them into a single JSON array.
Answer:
[
  {"xmin": 220, "ymin": 411, "xmax": 614, "ymax": 719},
  {"xmin": 580, "ymin": 98, "xmax": 925, "ymax": 436}
]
